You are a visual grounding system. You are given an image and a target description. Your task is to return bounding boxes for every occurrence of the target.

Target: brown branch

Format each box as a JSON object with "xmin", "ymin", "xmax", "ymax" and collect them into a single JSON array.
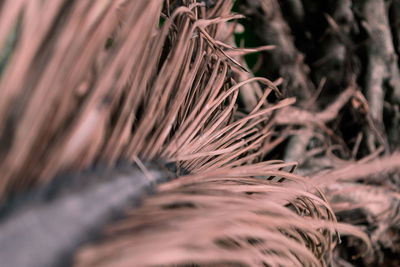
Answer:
[
  {"xmin": 353, "ymin": 0, "xmax": 400, "ymax": 151},
  {"xmin": 312, "ymin": 153, "xmax": 400, "ymax": 183},
  {"xmin": 243, "ymin": 0, "xmax": 315, "ymax": 104}
]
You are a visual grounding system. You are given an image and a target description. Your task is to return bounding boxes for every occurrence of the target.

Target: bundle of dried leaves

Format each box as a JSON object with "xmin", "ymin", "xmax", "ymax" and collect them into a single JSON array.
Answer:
[{"xmin": 0, "ymin": 0, "xmax": 398, "ymax": 266}]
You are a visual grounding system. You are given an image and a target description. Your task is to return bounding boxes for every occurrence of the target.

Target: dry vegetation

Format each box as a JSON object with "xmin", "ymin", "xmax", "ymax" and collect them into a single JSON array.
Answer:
[{"xmin": 0, "ymin": 0, "xmax": 399, "ymax": 266}]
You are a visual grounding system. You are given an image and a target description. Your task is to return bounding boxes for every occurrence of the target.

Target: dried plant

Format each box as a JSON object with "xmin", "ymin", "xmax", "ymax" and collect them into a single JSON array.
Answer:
[{"xmin": 0, "ymin": 0, "xmax": 382, "ymax": 266}]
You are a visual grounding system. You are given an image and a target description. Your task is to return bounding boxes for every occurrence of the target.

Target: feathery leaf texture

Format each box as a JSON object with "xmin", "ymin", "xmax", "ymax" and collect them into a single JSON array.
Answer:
[{"xmin": 0, "ymin": 0, "xmax": 372, "ymax": 266}]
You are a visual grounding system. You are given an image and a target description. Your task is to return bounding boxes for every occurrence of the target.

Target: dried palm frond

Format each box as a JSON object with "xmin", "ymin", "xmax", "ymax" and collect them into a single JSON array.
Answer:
[
  {"xmin": 74, "ymin": 163, "xmax": 340, "ymax": 267},
  {"xmin": 0, "ymin": 0, "xmax": 164, "ymax": 195},
  {"xmin": 0, "ymin": 0, "xmax": 372, "ymax": 266}
]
